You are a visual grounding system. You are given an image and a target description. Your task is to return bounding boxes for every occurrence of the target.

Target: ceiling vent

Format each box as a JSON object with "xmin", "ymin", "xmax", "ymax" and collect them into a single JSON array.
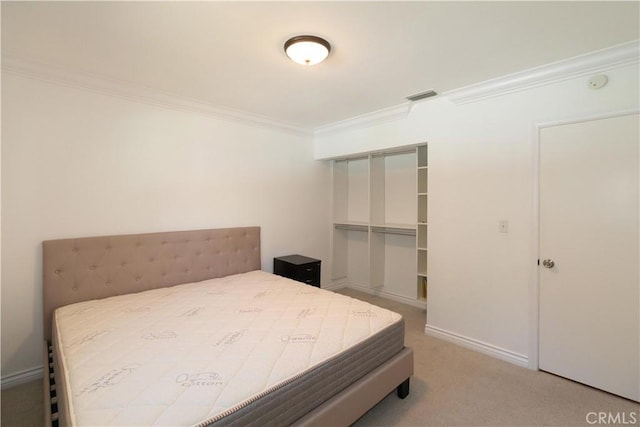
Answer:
[{"xmin": 406, "ymin": 90, "xmax": 438, "ymax": 102}]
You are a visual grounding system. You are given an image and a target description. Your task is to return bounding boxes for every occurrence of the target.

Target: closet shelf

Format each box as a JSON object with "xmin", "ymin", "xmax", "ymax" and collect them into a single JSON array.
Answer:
[
  {"xmin": 333, "ymin": 222, "xmax": 368, "ymax": 232},
  {"xmin": 370, "ymin": 222, "xmax": 415, "ymax": 230},
  {"xmin": 333, "ymin": 220, "xmax": 369, "ymax": 226}
]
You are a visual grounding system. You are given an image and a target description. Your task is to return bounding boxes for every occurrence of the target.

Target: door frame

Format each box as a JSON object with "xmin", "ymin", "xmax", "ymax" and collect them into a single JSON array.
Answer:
[{"xmin": 529, "ymin": 108, "xmax": 639, "ymax": 371}]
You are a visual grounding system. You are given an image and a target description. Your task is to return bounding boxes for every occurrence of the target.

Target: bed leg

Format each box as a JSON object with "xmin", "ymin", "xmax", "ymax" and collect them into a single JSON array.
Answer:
[{"xmin": 396, "ymin": 378, "xmax": 410, "ymax": 399}]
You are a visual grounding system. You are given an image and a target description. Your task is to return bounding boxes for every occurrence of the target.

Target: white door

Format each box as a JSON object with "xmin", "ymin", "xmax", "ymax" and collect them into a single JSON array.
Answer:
[{"xmin": 539, "ymin": 113, "xmax": 639, "ymax": 402}]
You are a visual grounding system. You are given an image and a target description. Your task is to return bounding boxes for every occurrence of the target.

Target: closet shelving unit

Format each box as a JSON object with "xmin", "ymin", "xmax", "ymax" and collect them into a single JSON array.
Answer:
[
  {"xmin": 417, "ymin": 145, "xmax": 428, "ymax": 302},
  {"xmin": 331, "ymin": 145, "xmax": 428, "ymax": 307}
]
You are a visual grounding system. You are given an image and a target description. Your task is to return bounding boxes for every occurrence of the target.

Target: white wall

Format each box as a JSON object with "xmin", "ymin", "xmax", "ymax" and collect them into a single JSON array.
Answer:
[
  {"xmin": 1, "ymin": 73, "xmax": 331, "ymax": 380},
  {"xmin": 316, "ymin": 62, "xmax": 639, "ymax": 362}
]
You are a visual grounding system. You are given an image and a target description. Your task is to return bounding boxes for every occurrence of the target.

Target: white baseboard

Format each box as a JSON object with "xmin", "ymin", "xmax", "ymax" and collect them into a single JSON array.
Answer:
[
  {"xmin": 323, "ymin": 280, "xmax": 348, "ymax": 292},
  {"xmin": 425, "ymin": 324, "xmax": 529, "ymax": 368},
  {"xmin": 342, "ymin": 282, "xmax": 427, "ymax": 310},
  {"xmin": 1, "ymin": 366, "xmax": 43, "ymax": 390}
]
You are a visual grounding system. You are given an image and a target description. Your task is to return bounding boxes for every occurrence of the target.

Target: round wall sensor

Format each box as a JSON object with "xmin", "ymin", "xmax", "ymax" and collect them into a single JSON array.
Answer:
[{"xmin": 588, "ymin": 74, "xmax": 608, "ymax": 90}]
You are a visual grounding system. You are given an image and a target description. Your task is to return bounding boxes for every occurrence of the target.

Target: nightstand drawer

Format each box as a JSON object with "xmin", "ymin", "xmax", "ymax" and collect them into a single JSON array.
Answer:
[
  {"xmin": 273, "ymin": 255, "xmax": 321, "ymax": 287},
  {"xmin": 296, "ymin": 262, "xmax": 321, "ymax": 284}
]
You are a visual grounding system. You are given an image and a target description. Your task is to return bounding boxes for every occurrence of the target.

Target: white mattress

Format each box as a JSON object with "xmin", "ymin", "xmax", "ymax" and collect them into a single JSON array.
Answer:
[{"xmin": 53, "ymin": 270, "xmax": 403, "ymax": 426}]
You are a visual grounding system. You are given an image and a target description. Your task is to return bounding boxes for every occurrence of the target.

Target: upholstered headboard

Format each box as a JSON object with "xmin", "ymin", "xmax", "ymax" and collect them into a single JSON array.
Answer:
[{"xmin": 42, "ymin": 227, "xmax": 260, "ymax": 341}]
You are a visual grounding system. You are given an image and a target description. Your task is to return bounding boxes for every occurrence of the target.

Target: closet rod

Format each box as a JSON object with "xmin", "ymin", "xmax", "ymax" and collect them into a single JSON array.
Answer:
[{"xmin": 371, "ymin": 228, "xmax": 416, "ymax": 236}]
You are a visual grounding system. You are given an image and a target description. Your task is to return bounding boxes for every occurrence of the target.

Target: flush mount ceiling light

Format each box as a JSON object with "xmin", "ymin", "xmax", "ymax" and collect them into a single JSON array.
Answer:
[{"xmin": 284, "ymin": 35, "xmax": 331, "ymax": 66}]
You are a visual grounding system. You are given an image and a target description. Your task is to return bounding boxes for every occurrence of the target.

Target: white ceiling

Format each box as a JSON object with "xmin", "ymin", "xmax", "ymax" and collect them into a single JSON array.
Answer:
[{"xmin": 2, "ymin": 1, "xmax": 639, "ymax": 130}]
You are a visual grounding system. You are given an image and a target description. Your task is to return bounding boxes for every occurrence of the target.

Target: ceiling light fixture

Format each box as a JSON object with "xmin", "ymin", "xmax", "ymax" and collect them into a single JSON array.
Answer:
[{"xmin": 284, "ymin": 35, "xmax": 331, "ymax": 66}]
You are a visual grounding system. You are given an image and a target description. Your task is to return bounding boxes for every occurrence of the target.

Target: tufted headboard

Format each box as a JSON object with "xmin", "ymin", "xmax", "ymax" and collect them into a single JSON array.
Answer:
[{"xmin": 42, "ymin": 227, "xmax": 260, "ymax": 341}]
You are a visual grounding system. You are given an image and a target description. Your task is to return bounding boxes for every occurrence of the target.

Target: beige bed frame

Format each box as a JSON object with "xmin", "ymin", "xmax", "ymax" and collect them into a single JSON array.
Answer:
[{"xmin": 42, "ymin": 226, "xmax": 413, "ymax": 426}]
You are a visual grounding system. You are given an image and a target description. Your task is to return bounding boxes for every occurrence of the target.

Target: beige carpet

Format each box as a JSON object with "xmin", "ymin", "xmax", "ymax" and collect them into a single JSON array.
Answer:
[
  {"xmin": 2, "ymin": 288, "xmax": 638, "ymax": 426},
  {"xmin": 337, "ymin": 289, "xmax": 639, "ymax": 426}
]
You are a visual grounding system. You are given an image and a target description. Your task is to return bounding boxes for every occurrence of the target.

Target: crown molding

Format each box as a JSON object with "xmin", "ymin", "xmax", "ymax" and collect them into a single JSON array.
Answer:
[
  {"xmin": 445, "ymin": 40, "xmax": 640, "ymax": 105},
  {"xmin": 5, "ymin": 40, "xmax": 637, "ymax": 138},
  {"xmin": 314, "ymin": 102, "xmax": 412, "ymax": 137},
  {"xmin": 1, "ymin": 55, "xmax": 312, "ymax": 136},
  {"xmin": 313, "ymin": 41, "xmax": 639, "ymax": 137}
]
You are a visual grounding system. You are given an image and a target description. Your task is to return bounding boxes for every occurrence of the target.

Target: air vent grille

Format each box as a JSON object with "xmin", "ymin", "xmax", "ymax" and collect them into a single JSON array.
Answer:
[{"xmin": 406, "ymin": 90, "xmax": 438, "ymax": 102}]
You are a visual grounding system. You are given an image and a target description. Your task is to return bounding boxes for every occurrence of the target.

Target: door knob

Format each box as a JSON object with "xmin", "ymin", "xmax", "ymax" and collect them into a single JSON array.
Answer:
[{"xmin": 542, "ymin": 259, "xmax": 555, "ymax": 268}]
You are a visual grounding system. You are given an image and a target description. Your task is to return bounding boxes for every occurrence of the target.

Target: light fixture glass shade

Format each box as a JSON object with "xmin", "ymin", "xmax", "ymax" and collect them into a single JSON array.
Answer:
[{"xmin": 284, "ymin": 35, "xmax": 331, "ymax": 66}]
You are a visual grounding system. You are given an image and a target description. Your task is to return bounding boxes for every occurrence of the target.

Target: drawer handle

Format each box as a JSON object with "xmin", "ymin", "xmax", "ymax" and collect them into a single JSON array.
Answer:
[
  {"xmin": 305, "ymin": 279, "xmax": 312, "ymax": 283},
  {"xmin": 306, "ymin": 268, "xmax": 313, "ymax": 272}
]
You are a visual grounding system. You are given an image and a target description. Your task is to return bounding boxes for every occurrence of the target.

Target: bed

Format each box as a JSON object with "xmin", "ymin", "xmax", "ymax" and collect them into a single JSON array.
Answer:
[{"xmin": 43, "ymin": 226, "xmax": 413, "ymax": 426}]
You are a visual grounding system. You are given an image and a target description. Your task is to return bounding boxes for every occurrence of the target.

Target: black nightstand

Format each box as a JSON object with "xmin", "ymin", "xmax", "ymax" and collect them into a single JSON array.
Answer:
[{"xmin": 273, "ymin": 255, "xmax": 321, "ymax": 287}]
